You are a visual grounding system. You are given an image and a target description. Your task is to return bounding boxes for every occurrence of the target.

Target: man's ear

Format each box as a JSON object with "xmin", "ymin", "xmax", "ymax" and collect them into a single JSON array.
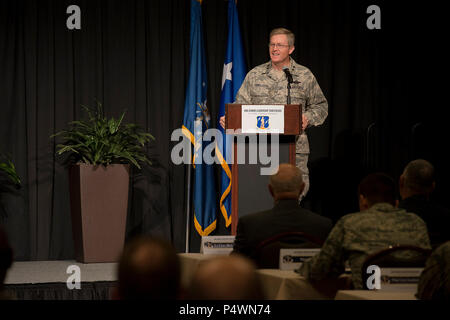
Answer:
[
  {"xmin": 359, "ymin": 194, "xmax": 369, "ymax": 211},
  {"xmin": 289, "ymin": 45, "xmax": 295, "ymax": 55}
]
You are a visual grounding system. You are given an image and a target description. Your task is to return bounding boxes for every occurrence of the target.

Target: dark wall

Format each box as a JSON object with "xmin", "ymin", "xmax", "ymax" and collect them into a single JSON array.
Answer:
[{"xmin": 0, "ymin": 0, "xmax": 448, "ymax": 259}]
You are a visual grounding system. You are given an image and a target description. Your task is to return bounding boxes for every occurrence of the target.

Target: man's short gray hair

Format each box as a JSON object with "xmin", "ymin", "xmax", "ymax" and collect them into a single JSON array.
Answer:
[
  {"xmin": 270, "ymin": 28, "xmax": 295, "ymax": 47},
  {"xmin": 403, "ymin": 159, "xmax": 435, "ymax": 194}
]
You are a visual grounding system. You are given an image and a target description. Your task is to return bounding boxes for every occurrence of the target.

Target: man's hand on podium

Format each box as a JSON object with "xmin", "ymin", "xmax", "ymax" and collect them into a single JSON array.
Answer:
[{"xmin": 220, "ymin": 116, "xmax": 225, "ymax": 129}]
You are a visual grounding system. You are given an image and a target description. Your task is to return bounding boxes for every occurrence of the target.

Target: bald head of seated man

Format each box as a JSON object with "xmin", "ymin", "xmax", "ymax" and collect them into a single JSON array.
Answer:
[
  {"xmin": 187, "ymin": 254, "xmax": 265, "ymax": 300},
  {"xmin": 268, "ymin": 163, "xmax": 305, "ymax": 200}
]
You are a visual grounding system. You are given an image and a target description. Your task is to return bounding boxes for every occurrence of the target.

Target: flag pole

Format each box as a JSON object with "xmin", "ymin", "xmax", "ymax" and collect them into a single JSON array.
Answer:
[{"xmin": 185, "ymin": 165, "xmax": 192, "ymax": 253}]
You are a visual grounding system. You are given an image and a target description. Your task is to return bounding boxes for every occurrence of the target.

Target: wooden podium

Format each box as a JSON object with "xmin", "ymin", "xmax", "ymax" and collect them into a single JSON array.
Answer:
[{"xmin": 225, "ymin": 104, "xmax": 302, "ymax": 234}]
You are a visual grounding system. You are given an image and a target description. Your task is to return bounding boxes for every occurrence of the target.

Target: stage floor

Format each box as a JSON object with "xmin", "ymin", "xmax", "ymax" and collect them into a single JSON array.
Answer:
[
  {"xmin": 5, "ymin": 260, "xmax": 118, "ymax": 285},
  {"xmin": 3, "ymin": 261, "xmax": 117, "ymax": 300}
]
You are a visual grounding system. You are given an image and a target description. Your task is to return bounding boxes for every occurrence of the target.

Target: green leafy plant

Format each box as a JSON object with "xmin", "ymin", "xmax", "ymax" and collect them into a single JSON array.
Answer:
[
  {"xmin": 52, "ymin": 102, "xmax": 155, "ymax": 169},
  {"xmin": 0, "ymin": 153, "xmax": 21, "ymax": 186},
  {"xmin": 0, "ymin": 153, "xmax": 21, "ymax": 218}
]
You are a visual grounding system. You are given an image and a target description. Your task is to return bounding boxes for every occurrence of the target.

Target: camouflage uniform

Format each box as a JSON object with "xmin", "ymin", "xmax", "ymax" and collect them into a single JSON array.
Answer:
[
  {"xmin": 297, "ymin": 203, "xmax": 431, "ymax": 289},
  {"xmin": 416, "ymin": 241, "xmax": 450, "ymax": 300},
  {"xmin": 234, "ymin": 58, "xmax": 328, "ymax": 200}
]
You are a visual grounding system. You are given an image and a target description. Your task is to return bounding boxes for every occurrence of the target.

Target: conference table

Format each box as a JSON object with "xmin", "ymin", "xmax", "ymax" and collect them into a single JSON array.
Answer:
[
  {"xmin": 254, "ymin": 269, "xmax": 328, "ymax": 300},
  {"xmin": 178, "ymin": 253, "xmax": 328, "ymax": 300},
  {"xmin": 178, "ymin": 253, "xmax": 420, "ymax": 300},
  {"xmin": 335, "ymin": 284, "xmax": 418, "ymax": 300}
]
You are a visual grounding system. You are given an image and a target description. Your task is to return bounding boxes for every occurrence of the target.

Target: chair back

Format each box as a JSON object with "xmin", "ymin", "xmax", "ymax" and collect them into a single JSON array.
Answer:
[
  {"xmin": 361, "ymin": 244, "xmax": 432, "ymax": 289},
  {"xmin": 254, "ymin": 231, "xmax": 324, "ymax": 269}
]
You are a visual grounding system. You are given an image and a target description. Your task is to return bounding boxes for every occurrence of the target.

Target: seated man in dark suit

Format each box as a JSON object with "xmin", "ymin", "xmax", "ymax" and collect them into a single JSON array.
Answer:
[
  {"xmin": 231, "ymin": 163, "xmax": 333, "ymax": 265},
  {"xmin": 398, "ymin": 159, "xmax": 450, "ymax": 248}
]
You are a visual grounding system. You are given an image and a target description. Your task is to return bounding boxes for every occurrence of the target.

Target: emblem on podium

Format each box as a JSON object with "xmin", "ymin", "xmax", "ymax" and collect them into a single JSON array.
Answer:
[{"xmin": 257, "ymin": 116, "xmax": 269, "ymax": 129}]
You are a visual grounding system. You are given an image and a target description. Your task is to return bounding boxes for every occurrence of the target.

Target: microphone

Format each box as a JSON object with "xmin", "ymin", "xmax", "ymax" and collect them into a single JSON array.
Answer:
[{"xmin": 283, "ymin": 67, "xmax": 293, "ymax": 84}]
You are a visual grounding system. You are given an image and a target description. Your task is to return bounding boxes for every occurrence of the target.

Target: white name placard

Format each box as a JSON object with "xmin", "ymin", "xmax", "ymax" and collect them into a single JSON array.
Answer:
[
  {"xmin": 279, "ymin": 248, "xmax": 320, "ymax": 270},
  {"xmin": 200, "ymin": 236, "xmax": 235, "ymax": 255},
  {"xmin": 241, "ymin": 105, "xmax": 284, "ymax": 134},
  {"xmin": 380, "ymin": 268, "xmax": 423, "ymax": 285}
]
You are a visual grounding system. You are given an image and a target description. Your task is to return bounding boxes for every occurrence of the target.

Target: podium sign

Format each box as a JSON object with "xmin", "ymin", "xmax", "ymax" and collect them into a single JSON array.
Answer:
[{"xmin": 241, "ymin": 105, "xmax": 284, "ymax": 134}]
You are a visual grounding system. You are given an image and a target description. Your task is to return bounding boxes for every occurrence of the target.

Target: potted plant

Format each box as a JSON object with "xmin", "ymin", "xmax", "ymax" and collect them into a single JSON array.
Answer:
[
  {"xmin": 0, "ymin": 153, "xmax": 21, "ymax": 219},
  {"xmin": 52, "ymin": 102, "xmax": 154, "ymax": 263}
]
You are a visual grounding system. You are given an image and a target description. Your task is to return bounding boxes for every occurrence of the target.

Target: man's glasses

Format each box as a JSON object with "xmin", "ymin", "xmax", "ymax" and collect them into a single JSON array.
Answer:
[{"xmin": 268, "ymin": 43, "xmax": 290, "ymax": 49}]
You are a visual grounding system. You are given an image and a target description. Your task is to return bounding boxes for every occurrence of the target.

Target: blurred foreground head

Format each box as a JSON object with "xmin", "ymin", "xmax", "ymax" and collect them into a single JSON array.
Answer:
[
  {"xmin": 188, "ymin": 254, "xmax": 265, "ymax": 300},
  {"xmin": 0, "ymin": 225, "xmax": 13, "ymax": 288},
  {"xmin": 117, "ymin": 236, "xmax": 180, "ymax": 299},
  {"xmin": 417, "ymin": 241, "xmax": 450, "ymax": 300}
]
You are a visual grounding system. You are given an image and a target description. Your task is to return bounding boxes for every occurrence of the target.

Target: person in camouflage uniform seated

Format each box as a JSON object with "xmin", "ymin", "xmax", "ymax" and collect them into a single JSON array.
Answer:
[
  {"xmin": 297, "ymin": 173, "xmax": 431, "ymax": 289},
  {"xmin": 416, "ymin": 241, "xmax": 450, "ymax": 300},
  {"xmin": 220, "ymin": 27, "xmax": 328, "ymax": 201}
]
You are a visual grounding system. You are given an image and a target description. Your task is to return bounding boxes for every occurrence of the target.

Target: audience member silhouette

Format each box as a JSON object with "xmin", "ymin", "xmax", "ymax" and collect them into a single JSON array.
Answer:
[
  {"xmin": 0, "ymin": 225, "xmax": 13, "ymax": 300},
  {"xmin": 232, "ymin": 163, "xmax": 332, "ymax": 265},
  {"xmin": 399, "ymin": 159, "xmax": 450, "ymax": 248},
  {"xmin": 187, "ymin": 254, "xmax": 265, "ymax": 300},
  {"xmin": 298, "ymin": 172, "xmax": 431, "ymax": 289},
  {"xmin": 115, "ymin": 236, "xmax": 181, "ymax": 299},
  {"xmin": 417, "ymin": 240, "xmax": 450, "ymax": 300}
]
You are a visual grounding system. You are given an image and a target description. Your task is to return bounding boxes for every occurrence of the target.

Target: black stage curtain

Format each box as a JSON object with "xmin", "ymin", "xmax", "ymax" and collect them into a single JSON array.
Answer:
[{"xmin": 1, "ymin": 0, "xmax": 448, "ymax": 260}]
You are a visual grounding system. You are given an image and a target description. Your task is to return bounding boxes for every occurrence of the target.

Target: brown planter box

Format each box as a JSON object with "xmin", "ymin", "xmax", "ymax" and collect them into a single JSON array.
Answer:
[{"xmin": 69, "ymin": 164, "xmax": 130, "ymax": 263}]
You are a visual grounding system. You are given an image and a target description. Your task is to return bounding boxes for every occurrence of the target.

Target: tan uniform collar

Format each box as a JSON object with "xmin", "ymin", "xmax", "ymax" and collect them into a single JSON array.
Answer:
[
  {"xmin": 266, "ymin": 57, "xmax": 298, "ymax": 72},
  {"xmin": 265, "ymin": 57, "xmax": 299, "ymax": 81}
]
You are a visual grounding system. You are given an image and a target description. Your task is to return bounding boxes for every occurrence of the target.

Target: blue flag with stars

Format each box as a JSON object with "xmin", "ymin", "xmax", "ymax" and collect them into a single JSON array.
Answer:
[
  {"xmin": 182, "ymin": 0, "xmax": 217, "ymax": 236},
  {"xmin": 216, "ymin": 0, "xmax": 246, "ymax": 227}
]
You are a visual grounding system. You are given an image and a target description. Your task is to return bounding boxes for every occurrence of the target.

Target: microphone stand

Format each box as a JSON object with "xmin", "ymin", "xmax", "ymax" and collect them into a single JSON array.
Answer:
[
  {"xmin": 287, "ymin": 80, "xmax": 292, "ymax": 104},
  {"xmin": 283, "ymin": 67, "xmax": 294, "ymax": 104}
]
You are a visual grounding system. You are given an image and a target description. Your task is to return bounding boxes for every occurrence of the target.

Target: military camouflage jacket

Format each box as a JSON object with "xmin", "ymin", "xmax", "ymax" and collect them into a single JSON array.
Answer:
[
  {"xmin": 416, "ymin": 241, "xmax": 450, "ymax": 299},
  {"xmin": 234, "ymin": 58, "xmax": 328, "ymax": 154},
  {"xmin": 297, "ymin": 203, "xmax": 431, "ymax": 289}
]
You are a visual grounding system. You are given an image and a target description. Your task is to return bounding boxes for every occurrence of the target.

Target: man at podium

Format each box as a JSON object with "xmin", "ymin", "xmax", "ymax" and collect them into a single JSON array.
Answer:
[{"xmin": 220, "ymin": 27, "xmax": 328, "ymax": 201}]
